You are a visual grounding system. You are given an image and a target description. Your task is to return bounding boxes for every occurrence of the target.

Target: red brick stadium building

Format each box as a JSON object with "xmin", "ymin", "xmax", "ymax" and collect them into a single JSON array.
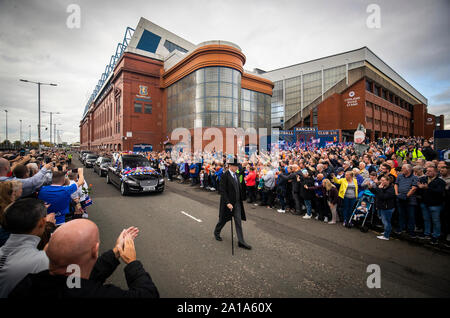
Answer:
[{"xmin": 80, "ymin": 19, "xmax": 444, "ymax": 150}]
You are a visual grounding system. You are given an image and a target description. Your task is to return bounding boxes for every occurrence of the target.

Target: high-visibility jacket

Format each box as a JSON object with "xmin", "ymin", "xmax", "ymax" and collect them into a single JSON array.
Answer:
[
  {"xmin": 411, "ymin": 149, "xmax": 425, "ymax": 161},
  {"xmin": 396, "ymin": 149, "xmax": 407, "ymax": 159}
]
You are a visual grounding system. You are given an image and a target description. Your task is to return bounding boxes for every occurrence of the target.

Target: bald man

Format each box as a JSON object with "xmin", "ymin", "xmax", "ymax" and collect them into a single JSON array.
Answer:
[{"xmin": 9, "ymin": 219, "xmax": 159, "ymax": 298}]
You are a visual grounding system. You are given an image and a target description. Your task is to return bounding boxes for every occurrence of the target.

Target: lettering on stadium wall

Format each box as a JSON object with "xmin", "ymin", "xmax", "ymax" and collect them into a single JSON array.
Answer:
[{"xmin": 344, "ymin": 90, "xmax": 360, "ymax": 107}]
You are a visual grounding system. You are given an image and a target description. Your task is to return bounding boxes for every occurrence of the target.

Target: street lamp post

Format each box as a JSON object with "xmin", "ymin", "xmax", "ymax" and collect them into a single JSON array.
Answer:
[
  {"xmin": 28, "ymin": 124, "xmax": 31, "ymax": 144},
  {"xmin": 4, "ymin": 110, "xmax": 7, "ymax": 142},
  {"xmin": 54, "ymin": 123, "xmax": 62, "ymax": 146},
  {"xmin": 20, "ymin": 79, "xmax": 57, "ymax": 152},
  {"xmin": 42, "ymin": 111, "xmax": 61, "ymax": 145},
  {"xmin": 19, "ymin": 119, "xmax": 22, "ymax": 144}
]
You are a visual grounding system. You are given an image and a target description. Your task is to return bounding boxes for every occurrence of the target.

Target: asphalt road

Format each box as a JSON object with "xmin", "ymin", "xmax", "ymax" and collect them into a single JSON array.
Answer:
[{"xmin": 75, "ymin": 157, "xmax": 450, "ymax": 298}]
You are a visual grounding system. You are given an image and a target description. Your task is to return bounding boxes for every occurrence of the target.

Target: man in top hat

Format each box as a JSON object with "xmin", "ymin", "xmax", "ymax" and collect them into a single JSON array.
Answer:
[{"xmin": 214, "ymin": 157, "xmax": 252, "ymax": 250}]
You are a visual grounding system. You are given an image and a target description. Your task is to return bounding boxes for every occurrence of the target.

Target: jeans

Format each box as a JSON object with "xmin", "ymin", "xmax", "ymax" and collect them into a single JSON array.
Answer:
[
  {"xmin": 379, "ymin": 208, "xmax": 395, "ymax": 238},
  {"xmin": 397, "ymin": 199, "xmax": 416, "ymax": 234},
  {"xmin": 278, "ymin": 193, "xmax": 286, "ymax": 210},
  {"xmin": 304, "ymin": 200, "xmax": 312, "ymax": 216},
  {"xmin": 342, "ymin": 197, "xmax": 356, "ymax": 224},
  {"xmin": 420, "ymin": 203, "xmax": 442, "ymax": 238}
]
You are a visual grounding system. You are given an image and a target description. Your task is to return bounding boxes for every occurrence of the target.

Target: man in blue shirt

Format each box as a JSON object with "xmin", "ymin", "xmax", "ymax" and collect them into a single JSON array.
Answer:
[{"xmin": 38, "ymin": 168, "xmax": 85, "ymax": 226}]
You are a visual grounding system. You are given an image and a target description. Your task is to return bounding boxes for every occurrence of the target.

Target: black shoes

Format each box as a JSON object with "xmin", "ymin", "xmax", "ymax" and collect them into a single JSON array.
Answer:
[
  {"xmin": 238, "ymin": 242, "xmax": 252, "ymax": 250},
  {"xmin": 215, "ymin": 235, "xmax": 223, "ymax": 241}
]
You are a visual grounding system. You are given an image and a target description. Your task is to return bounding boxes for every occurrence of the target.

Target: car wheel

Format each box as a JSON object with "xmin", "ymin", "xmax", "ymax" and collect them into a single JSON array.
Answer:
[
  {"xmin": 106, "ymin": 173, "xmax": 111, "ymax": 184},
  {"xmin": 120, "ymin": 182, "xmax": 128, "ymax": 196}
]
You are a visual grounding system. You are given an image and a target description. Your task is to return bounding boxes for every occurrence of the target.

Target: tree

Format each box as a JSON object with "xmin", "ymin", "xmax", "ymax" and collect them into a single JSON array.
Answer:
[{"xmin": 14, "ymin": 140, "xmax": 21, "ymax": 147}]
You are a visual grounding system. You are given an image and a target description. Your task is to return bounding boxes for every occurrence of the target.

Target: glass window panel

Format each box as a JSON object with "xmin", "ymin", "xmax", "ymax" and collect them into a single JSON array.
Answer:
[
  {"xmin": 205, "ymin": 98, "xmax": 218, "ymax": 111},
  {"xmin": 144, "ymin": 104, "xmax": 152, "ymax": 114},
  {"xmin": 220, "ymin": 97, "xmax": 233, "ymax": 112},
  {"xmin": 205, "ymin": 67, "xmax": 219, "ymax": 82},
  {"xmin": 242, "ymin": 100, "xmax": 250, "ymax": 111},
  {"xmin": 223, "ymin": 113, "xmax": 233, "ymax": 127},
  {"xmin": 232, "ymin": 84, "xmax": 239, "ymax": 99},
  {"xmin": 210, "ymin": 112, "xmax": 219, "ymax": 126},
  {"xmin": 242, "ymin": 89, "xmax": 250, "ymax": 100},
  {"xmin": 232, "ymin": 69, "xmax": 240, "ymax": 84},
  {"xmin": 205, "ymin": 82, "xmax": 218, "ymax": 96},
  {"xmin": 196, "ymin": 68, "xmax": 205, "ymax": 83},
  {"xmin": 196, "ymin": 83, "xmax": 204, "ymax": 98},
  {"xmin": 134, "ymin": 103, "xmax": 142, "ymax": 113},
  {"xmin": 219, "ymin": 67, "xmax": 233, "ymax": 83},
  {"xmin": 195, "ymin": 99, "xmax": 204, "ymax": 113},
  {"xmin": 220, "ymin": 82, "xmax": 232, "ymax": 97}
]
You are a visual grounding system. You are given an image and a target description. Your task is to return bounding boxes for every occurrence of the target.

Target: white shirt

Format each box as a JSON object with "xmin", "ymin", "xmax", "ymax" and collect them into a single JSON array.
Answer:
[{"xmin": 69, "ymin": 180, "xmax": 83, "ymax": 201}]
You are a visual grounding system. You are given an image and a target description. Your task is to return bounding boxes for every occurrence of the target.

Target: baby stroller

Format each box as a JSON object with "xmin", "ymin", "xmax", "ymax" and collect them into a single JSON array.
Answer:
[{"xmin": 348, "ymin": 190, "xmax": 375, "ymax": 232}]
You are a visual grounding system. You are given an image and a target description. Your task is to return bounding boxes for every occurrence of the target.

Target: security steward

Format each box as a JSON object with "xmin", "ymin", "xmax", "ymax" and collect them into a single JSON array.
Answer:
[{"xmin": 214, "ymin": 157, "xmax": 252, "ymax": 250}]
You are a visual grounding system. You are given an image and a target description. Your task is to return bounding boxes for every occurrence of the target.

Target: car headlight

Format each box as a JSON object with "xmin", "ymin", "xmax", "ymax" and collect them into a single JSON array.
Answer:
[
  {"xmin": 125, "ymin": 178, "xmax": 138, "ymax": 186},
  {"xmin": 159, "ymin": 178, "xmax": 164, "ymax": 184}
]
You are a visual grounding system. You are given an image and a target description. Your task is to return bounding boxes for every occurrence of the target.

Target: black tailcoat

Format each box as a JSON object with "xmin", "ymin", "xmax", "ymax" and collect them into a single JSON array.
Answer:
[{"xmin": 218, "ymin": 170, "xmax": 247, "ymax": 222}]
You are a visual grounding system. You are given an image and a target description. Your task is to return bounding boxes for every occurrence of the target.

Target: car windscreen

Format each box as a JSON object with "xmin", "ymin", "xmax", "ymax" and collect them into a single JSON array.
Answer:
[
  {"xmin": 122, "ymin": 157, "xmax": 151, "ymax": 169},
  {"xmin": 86, "ymin": 155, "xmax": 98, "ymax": 159},
  {"xmin": 102, "ymin": 158, "xmax": 111, "ymax": 163}
]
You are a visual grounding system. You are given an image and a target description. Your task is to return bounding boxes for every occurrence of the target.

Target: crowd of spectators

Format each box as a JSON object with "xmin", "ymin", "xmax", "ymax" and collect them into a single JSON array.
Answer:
[
  {"xmin": 0, "ymin": 148, "xmax": 159, "ymax": 298},
  {"xmin": 114, "ymin": 137, "xmax": 448, "ymax": 247}
]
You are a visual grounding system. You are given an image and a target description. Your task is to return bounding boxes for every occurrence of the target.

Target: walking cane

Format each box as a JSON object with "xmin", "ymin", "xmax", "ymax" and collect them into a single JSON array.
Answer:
[{"xmin": 231, "ymin": 215, "xmax": 234, "ymax": 256}]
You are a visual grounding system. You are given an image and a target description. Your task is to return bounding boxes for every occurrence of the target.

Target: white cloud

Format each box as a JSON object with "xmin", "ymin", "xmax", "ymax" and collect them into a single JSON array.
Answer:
[{"xmin": 0, "ymin": 0, "xmax": 449, "ymax": 143}]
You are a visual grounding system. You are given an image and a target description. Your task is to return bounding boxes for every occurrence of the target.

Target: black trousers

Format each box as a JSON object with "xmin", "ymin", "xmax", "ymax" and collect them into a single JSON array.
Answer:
[
  {"xmin": 214, "ymin": 204, "xmax": 245, "ymax": 244},
  {"xmin": 262, "ymin": 189, "xmax": 275, "ymax": 207},
  {"xmin": 292, "ymin": 192, "xmax": 302, "ymax": 213},
  {"xmin": 316, "ymin": 196, "xmax": 330, "ymax": 220},
  {"xmin": 247, "ymin": 186, "xmax": 256, "ymax": 203}
]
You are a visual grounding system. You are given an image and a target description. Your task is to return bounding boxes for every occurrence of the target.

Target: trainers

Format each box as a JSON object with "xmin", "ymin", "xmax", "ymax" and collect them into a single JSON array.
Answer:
[
  {"xmin": 303, "ymin": 214, "xmax": 312, "ymax": 219},
  {"xmin": 314, "ymin": 215, "xmax": 319, "ymax": 220},
  {"xmin": 377, "ymin": 235, "xmax": 389, "ymax": 241},
  {"xmin": 82, "ymin": 213, "xmax": 89, "ymax": 219},
  {"xmin": 210, "ymin": 187, "xmax": 215, "ymax": 191},
  {"xmin": 277, "ymin": 209, "xmax": 285, "ymax": 213},
  {"xmin": 324, "ymin": 217, "xmax": 329, "ymax": 223},
  {"xmin": 430, "ymin": 238, "xmax": 438, "ymax": 245},
  {"xmin": 328, "ymin": 221, "xmax": 336, "ymax": 224}
]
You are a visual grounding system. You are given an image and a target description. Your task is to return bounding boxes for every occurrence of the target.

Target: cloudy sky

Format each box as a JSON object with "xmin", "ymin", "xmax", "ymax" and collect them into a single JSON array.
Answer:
[{"xmin": 0, "ymin": 0, "xmax": 449, "ymax": 143}]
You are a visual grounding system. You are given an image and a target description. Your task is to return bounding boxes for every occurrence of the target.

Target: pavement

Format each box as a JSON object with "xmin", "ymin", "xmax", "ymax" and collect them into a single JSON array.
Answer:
[{"xmin": 75, "ymin": 157, "xmax": 450, "ymax": 298}]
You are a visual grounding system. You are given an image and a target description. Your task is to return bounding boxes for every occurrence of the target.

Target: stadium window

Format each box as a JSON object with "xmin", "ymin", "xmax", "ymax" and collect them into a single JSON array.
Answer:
[
  {"xmin": 375, "ymin": 86, "xmax": 381, "ymax": 97},
  {"xmin": 144, "ymin": 104, "xmax": 152, "ymax": 114},
  {"xmin": 365, "ymin": 79, "xmax": 373, "ymax": 93},
  {"xmin": 134, "ymin": 102, "xmax": 142, "ymax": 113}
]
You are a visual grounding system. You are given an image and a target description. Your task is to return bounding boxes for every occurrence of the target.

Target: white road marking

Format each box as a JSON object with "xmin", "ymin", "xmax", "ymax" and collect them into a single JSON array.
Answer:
[{"xmin": 181, "ymin": 211, "xmax": 202, "ymax": 223}]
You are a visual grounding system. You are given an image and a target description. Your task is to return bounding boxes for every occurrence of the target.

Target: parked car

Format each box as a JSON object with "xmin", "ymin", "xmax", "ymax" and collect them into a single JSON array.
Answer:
[
  {"xmin": 93, "ymin": 157, "xmax": 112, "ymax": 177},
  {"xmin": 84, "ymin": 154, "xmax": 99, "ymax": 167},
  {"xmin": 81, "ymin": 152, "xmax": 93, "ymax": 165},
  {"xmin": 79, "ymin": 150, "xmax": 93, "ymax": 161},
  {"xmin": 106, "ymin": 154, "xmax": 164, "ymax": 196}
]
